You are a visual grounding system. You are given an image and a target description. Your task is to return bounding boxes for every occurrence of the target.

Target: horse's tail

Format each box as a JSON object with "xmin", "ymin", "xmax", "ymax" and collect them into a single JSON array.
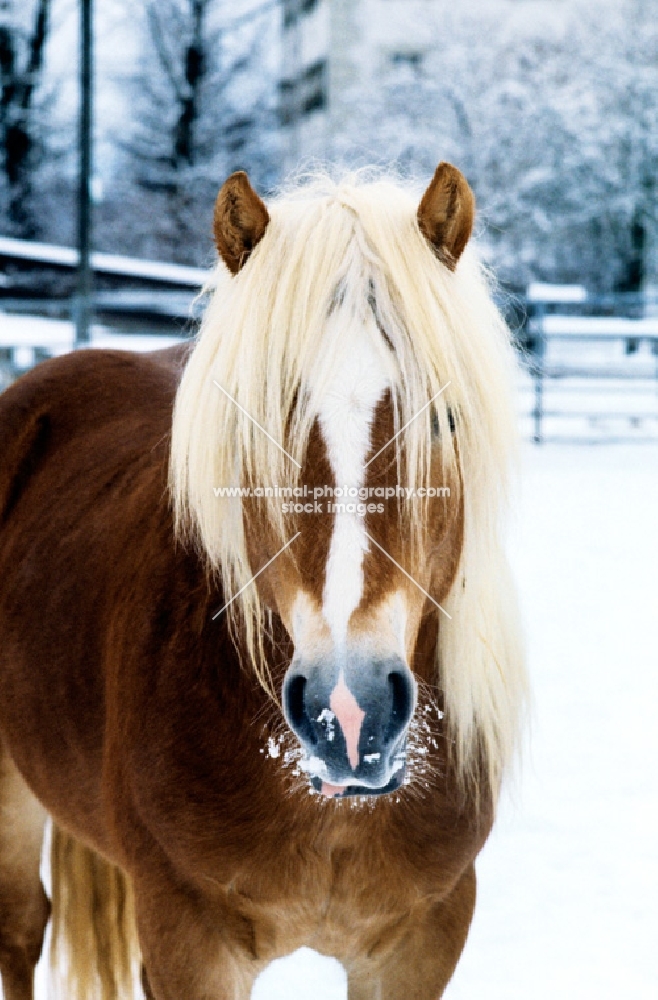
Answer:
[{"xmin": 50, "ymin": 824, "xmax": 140, "ymax": 1000}]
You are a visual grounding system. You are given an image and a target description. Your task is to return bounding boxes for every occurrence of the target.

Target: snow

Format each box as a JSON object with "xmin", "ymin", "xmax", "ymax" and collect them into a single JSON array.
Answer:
[
  {"xmin": 445, "ymin": 441, "xmax": 658, "ymax": 1000},
  {"xmin": 517, "ymin": 370, "xmax": 658, "ymax": 440},
  {"xmin": 253, "ymin": 949, "xmax": 347, "ymax": 1000},
  {"xmin": 0, "ymin": 313, "xmax": 186, "ymax": 361},
  {"xmin": 537, "ymin": 314, "xmax": 658, "ymax": 337},
  {"xmin": 527, "ymin": 282, "xmax": 588, "ymax": 303},
  {"xmin": 90, "ymin": 331, "xmax": 186, "ymax": 353},
  {"xmin": 317, "ymin": 708, "xmax": 336, "ymax": 741},
  {"xmin": 0, "ymin": 314, "xmax": 74, "ymax": 351},
  {"xmin": 4, "ymin": 355, "xmax": 654, "ymax": 997}
]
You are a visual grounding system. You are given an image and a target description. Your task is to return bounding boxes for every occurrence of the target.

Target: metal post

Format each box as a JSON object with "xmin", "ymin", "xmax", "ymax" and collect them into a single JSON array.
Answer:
[
  {"xmin": 76, "ymin": 0, "xmax": 93, "ymax": 346},
  {"xmin": 533, "ymin": 302, "xmax": 545, "ymax": 444}
]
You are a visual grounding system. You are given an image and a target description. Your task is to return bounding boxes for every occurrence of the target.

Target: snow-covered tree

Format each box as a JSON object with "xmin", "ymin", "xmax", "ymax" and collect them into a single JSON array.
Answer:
[
  {"xmin": 330, "ymin": 0, "xmax": 658, "ymax": 292},
  {"xmin": 98, "ymin": 0, "xmax": 280, "ymax": 265},
  {"xmin": 566, "ymin": 0, "xmax": 658, "ymax": 291},
  {"xmin": 0, "ymin": 0, "xmax": 52, "ymax": 237}
]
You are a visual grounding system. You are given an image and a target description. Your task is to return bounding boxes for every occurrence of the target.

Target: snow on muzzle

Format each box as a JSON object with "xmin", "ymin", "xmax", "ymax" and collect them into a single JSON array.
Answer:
[{"xmin": 282, "ymin": 653, "xmax": 416, "ymax": 798}]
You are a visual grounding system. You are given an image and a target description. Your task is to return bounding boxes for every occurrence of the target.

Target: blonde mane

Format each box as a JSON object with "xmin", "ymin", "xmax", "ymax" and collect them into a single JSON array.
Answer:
[{"xmin": 169, "ymin": 171, "xmax": 527, "ymax": 798}]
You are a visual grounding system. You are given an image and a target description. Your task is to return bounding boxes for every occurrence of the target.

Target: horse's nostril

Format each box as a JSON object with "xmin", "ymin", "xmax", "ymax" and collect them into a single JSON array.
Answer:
[
  {"xmin": 285, "ymin": 675, "xmax": 306, "ymax": 727},
  {"xmin": 283, "ymin": 675, "xmax": 317, "ymax": 746},
  {"xmin": 386, "ymin": 670, "xmax": 414, "ymax": 739}
]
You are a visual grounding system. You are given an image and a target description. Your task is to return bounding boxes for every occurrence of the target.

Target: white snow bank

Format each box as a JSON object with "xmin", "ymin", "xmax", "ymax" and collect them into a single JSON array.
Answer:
[
  {"xmin": 537, "ymin": 314, "xmax": 658, "ymax": 337},
  {"xmin": 0, "ymin": 235, "xmax": 206, "ymax": 287},
  {"xmin": 0, "ymin": 313, "xmax": 185, "ymax": 364}
]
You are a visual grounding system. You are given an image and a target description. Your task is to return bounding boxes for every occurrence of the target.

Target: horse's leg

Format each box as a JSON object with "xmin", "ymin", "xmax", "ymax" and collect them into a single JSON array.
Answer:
[
  {"xmin": 139, "ymin": 928, "xmax": 265, "ymax": 1000},
  {"xmin": 141, "ymin": 964, "xmax": 156, "ymax": 999},
  {"xmin": 135, "ymin": 874, "xmax": 268, "ymax": 1000},
  {"xmin": 347, "ymin": 866, "xmax": 476, "ymax": 1000},
  {"xmin": 0, "ymin": 742, "xmax": 50, "ymax": 1000}
]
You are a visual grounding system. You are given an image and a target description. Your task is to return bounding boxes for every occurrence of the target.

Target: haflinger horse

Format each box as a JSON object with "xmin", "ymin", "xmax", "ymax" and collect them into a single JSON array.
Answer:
[{"xmin": 0, "ymin": 162, "xmax": 526, "ymax": 1000}]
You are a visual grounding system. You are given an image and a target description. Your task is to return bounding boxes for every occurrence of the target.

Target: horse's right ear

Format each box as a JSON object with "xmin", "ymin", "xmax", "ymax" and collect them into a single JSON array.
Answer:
[
  {"xmin": 417, "ymin": 162, "xmax": 475, "ymax": 270},
  {"xmin": 213, "ymin": 171, "xmax": 270, "ymax": 274}
]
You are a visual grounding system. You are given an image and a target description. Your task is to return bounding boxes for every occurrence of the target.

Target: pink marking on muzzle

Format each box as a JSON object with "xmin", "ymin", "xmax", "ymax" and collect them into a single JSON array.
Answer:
[
  {"xmin": 321, "ymin": 782, "xmax": 346, "ymax": 798},
  {"xmin": 329, "ymin": 674, "xmax": 365, "ymax": 770}
]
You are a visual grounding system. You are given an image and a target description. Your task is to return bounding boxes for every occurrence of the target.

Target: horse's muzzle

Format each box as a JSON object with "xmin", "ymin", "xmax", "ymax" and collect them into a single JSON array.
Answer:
[{"xmin": 282, "ymin": 654, "xmax": 416, "ymax": 797}]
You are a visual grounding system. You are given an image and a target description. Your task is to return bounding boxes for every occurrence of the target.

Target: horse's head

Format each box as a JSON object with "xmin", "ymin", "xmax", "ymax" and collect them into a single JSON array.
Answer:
[
  {"xmin": 171, "ymin": 163, "xmax": 523, "ymax": 802},
  {"xmin": 208, "ymin": 165, "xmax": 472, "ymax": 797}
]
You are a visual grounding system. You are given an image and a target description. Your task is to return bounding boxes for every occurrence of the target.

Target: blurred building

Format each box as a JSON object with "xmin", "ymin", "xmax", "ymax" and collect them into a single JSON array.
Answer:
[
  {"xmin": 280, "ymin": 0, "xmax": 330, "ymax": 168},
  {"xmin": 280, "ymin": 0, "xmax": 436, "ymax": 170}
]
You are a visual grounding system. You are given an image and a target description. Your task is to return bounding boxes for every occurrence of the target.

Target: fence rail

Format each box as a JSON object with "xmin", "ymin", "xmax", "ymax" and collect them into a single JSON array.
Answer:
[
  {"xmin": 0, "ymin": 235, "xmax": 207, "ymax": 288},
  {"xmin": 514, "ymin": 290, "xmax": 658, "ymax": 442}
]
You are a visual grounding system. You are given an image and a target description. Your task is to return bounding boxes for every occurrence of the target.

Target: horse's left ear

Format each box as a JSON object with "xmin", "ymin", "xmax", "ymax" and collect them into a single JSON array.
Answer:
[
  {"xmin": 213, "ymin": 171, "xmax": 270, "ymax": 274},
  {"xmin": 417, "ymin": 162, "xmax": 475, "ymax": 270}
]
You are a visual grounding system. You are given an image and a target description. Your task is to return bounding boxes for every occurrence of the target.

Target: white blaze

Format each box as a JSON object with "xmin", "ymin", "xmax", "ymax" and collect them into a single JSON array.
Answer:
[{"xmin": 317, "ymin": 313, "xmax": 391, "ymax": 646}]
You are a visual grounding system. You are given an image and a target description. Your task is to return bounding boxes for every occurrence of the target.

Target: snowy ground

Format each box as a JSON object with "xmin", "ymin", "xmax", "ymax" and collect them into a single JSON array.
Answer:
[
  {"xmin": 0, "ymin": 322, "xmax": 653, "ymax": 996},
  {"xmin": 445, "ymin": 441, "xmax": 658, "ymax": 1000},
  {"xmin": 516, "ymin": 370, "xmax": 658, "ymax": 443},
  {"xmin": 0, "ymin": 314, "xmax": 185, "ymax": 366}
]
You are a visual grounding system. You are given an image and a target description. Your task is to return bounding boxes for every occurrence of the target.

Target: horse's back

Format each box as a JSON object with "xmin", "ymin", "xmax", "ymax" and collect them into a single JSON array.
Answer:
[
  {"xmin": 0, "ymin": 344, "xmax": 189, "ymax": 840},
  {"xmin": 1, "ymin": 342, "xmax": 186, "ymax": 465},
  {"xmin": 0, "ymin": 343, "xmax": 188, "ymax": 529}
]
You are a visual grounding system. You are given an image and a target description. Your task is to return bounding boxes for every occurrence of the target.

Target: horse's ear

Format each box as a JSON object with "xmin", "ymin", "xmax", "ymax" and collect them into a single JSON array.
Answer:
[
  {"xmin": 213, "ymin": 171, "xmax": 270, "ymax": 274},
  {"xmin": 417, "ymin": 162, "xmax": 475, "ymax": 269}
]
